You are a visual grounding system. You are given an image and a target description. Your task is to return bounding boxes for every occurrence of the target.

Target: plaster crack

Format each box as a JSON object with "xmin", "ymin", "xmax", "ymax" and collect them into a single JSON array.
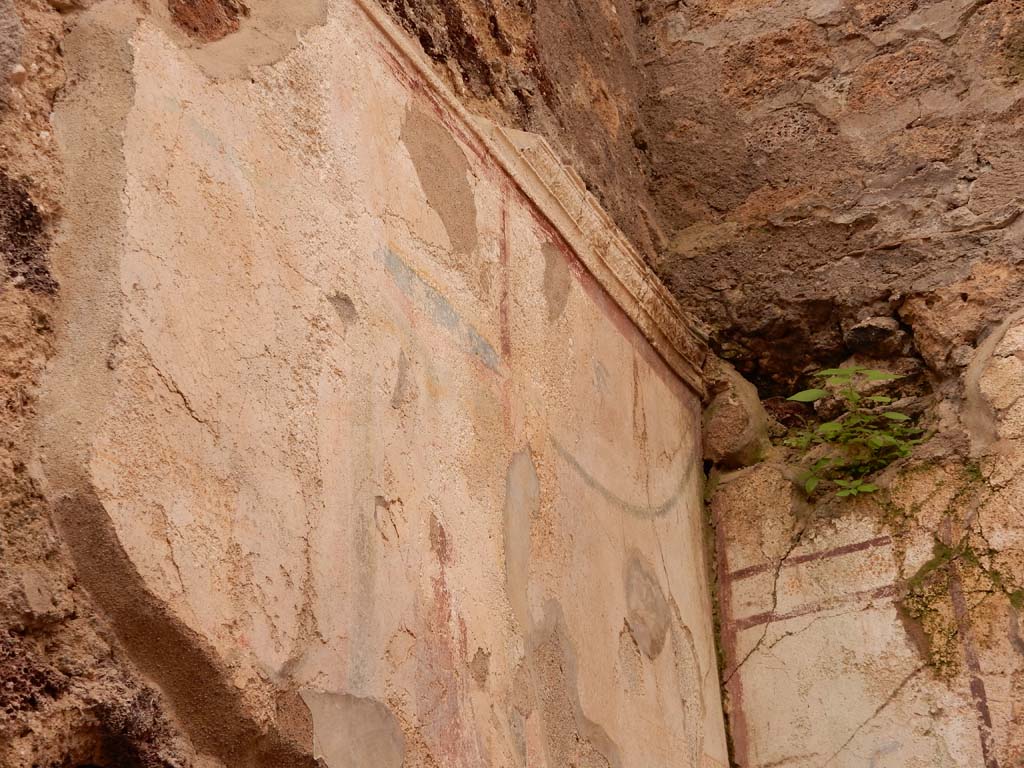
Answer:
[
  {"xmin": 822, "ymin": 664, "xmax": 926, "ymax": 766},
  {"xmin": 724, "ymin": 529, "xmax": 804, "ymax": 683},
  {"xmin": 150, "ymin": 359, "xmax": 213, "ymax": 430}
]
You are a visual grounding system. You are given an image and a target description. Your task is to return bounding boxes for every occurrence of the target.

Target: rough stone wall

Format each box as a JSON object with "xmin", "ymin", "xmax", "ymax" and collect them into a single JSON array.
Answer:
[
  {"xmin": 1, "ymin": 0, "xmax": 727, "ymax": 765},
  {"xmin": 639, "ymin": 0, "xmax": 1024, "ymax": 391},
  {"xmin": 643, "ymin": 2, "xmax": 1024, "ymax": 765}
]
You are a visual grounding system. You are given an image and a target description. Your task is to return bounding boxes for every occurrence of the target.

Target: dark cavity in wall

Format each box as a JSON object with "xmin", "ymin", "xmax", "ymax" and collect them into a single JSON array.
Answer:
[
  {"xmin": 0, "ymin": 170, "xmax": 55, "ymax": 293},
  {"xmin": 167, "ymin": 0, "xmax": 249, "ymax": 42}
]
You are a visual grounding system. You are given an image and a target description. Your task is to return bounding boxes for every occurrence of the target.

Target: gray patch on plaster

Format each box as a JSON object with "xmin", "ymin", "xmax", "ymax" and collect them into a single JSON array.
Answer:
[
  {"xmin": 390, "ymin": 349, "xmax": 417, "ymax": 409},
  {"xmin": 328, "ymin": 290, "xmax": 358, "ymax": 327},
  {"xmin": 542, "ymin": 242, "xmax": 571, "ymax": 322},
  {"xmin": 299, "ymin": 691, "xmax": 405, "ymax": 768},
  {"xmin": 549, "ymin": 435, "xmax": 693, "ymax": 518},
  {"xmin": 401, "ymin": 103, "xmax": 479, "ymax": 257},
  {"xmin": 504, "ymin": 450, "xmax": 538, "ymax": 631},
  {"xmin": 526, "ymin": 602, "xmax": 623, "ymax": 768},
  {"xmin": 624, "ymin": 553, "xmax": 671, "ymax": 659}
]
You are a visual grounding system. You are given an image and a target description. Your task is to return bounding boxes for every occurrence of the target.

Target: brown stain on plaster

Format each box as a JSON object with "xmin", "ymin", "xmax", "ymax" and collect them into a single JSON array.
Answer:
[
  {"xmin": 401, "ymin": 103, "xmax": 479, "ymax": 258},
  {"xmin": 624, "ymin": 553, "xmax": 671, "ymax": 659},
  {"xmin": 469, "ymin": 646, "xmax": 490, "ymax": 688},
  {"xmin": 167, "ymin": 0, "xmax": 249, "ymax": 42},
  {"xmin": 327, "ymin": 290, "xmax": 358, "ymax": 327}
]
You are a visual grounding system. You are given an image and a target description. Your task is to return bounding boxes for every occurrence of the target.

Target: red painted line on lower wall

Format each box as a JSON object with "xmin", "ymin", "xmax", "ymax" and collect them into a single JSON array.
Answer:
[
  {"xmin": 727, "ymin": 536, "xmax": 892, "ymax": 582},
  {"xmin": 733, "ymin": 584, "xmax": 898, "ymax": 632},
  {"xmin": 935, "ymin": 517, "xmax": 1001, "ymax": 768},
  {"xmin": 949, "ymin": 565, "xmax": 1000, "ymax": 768},
  {"xmin": 498, "ymin": 188, "xmax": 515, "ymax": 437},
  {"xmin": 714, "ymin": 506, "xmax": 751, "ymax": 767}
]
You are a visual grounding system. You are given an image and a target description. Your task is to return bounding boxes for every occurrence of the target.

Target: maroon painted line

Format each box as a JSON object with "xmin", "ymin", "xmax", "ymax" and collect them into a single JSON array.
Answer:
[
  {"xmin": 727, "ymin": 536, "xmax": 892, "ymax": 583},
  {"xmin": 498, "ymin": 193, "xmax": 511, "ymax": 360},
  {"xmin": 949, "ymin": 568, "xmax": 1000, "ymax": 768},
  {"xmin": 714, "ymin": 506, "xmax": 752, "ymax": 767},
  {"xmin": 372, "ymin": 38, "xmax": 694, "ymax": 405},
  {"xmin": 733, "ymin": 584, "xmax": 897, "ymax": 632},
  {"xmin": 374, "ymin": 43, "xmax": 492, "ymax": 167},
  {"xmin": 497, "ymin": 190, "xmax": 515, "ymax": 435}
]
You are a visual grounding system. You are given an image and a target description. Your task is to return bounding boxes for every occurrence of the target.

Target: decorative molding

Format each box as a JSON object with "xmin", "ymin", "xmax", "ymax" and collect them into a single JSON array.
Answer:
[{"xmin": 351, "ymin": 0, "xmax": 709, "ymax": 398}]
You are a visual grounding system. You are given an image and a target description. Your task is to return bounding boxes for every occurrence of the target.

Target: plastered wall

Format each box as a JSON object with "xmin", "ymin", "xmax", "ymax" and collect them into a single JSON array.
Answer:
[
  {"xmin": 30, "ymin": 1, "xmax": 727, "ymax": 765},
  {"xmin": 712, "ymin": 313, "xmax": 1024, "ymax": 768}
]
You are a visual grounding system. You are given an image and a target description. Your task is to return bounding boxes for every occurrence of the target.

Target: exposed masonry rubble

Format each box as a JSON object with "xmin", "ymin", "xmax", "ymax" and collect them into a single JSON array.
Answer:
[{"xmin": 704, "ymin": 309, "xmax": 1024, "ymax": 766}]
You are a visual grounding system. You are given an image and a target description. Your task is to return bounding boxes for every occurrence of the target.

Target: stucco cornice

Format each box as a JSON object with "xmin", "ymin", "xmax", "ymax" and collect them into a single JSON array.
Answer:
[{"xmin": 352, "ymin": 0, "xmax": 709, "ymax": 398}]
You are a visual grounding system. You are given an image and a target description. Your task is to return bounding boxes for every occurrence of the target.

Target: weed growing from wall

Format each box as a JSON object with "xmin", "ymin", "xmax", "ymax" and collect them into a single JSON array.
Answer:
[{"xmin": 784, "ymin": 366, "xmax": 926, "ymax": 499}]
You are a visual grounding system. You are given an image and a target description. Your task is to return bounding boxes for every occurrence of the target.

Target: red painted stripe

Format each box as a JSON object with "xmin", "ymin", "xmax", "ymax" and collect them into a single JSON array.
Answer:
[
  {"xmin": 727, "ymin": 536, "xmax": 892, "ymax": 582},
  {"xmin": 733, "ymin": 584, "xmax": 897, "ymax": 632}
]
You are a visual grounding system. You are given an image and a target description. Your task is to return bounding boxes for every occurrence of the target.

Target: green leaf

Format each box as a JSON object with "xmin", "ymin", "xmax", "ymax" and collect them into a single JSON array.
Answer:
[
  {"xmin": 856, "ymin": 483, "xmax": 879, "ymax": 493},
  {"xmin": 805, "ymin": 476, "xmax": 820, "ymax": 494},
  {"xmin": 865, "ymin": 370, "xmax": 900, "ymax": 381},
  {"xmin": 816, "ymin": 367, "xmax": 861, "ymax": 377},
  {"xmin": 836, "ymin": 489, "xmax": 855, "ymax": 497},
  {"xmin": 788, "ymin": 389, "xmax": 828, "ymax": 403},
  {"xmin": 834, "ymin": 479, "xmax": 855, "ymax": 487},
  {"xmin": 883, "ymin": 412, "xmax": 910, "ymax": 421}
]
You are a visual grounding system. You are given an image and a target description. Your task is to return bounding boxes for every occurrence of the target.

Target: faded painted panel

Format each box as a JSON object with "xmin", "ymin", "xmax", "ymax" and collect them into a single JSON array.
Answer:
[{"xmin": 36, "ymin": 1, "xmax": 725, "ymax": 766}]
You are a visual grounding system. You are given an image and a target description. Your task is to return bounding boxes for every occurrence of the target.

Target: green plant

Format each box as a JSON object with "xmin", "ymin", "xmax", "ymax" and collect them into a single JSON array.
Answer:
[{"xmin": 784, "ymin": 366, "xmax": 926, "ymax": 499}]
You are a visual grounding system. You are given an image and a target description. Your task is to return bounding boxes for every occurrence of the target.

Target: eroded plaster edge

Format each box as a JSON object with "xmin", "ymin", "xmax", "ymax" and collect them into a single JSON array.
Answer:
[{"xmin": 349, "ymin": 0, "xmax": 709, "ymax": 399}]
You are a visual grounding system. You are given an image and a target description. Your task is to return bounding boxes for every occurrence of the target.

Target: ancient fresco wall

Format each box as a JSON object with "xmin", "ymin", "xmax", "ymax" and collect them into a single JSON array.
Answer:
[
  {"xmin": 20, "ymin": 1, "xmax": 726, "ymax": 765},
  {"xmin": 709, "ymin": 311, "xmax": 1024, "ymax": 768}
]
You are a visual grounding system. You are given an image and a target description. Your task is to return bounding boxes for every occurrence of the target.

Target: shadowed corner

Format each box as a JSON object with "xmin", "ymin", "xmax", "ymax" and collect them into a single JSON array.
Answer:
[{"xmin": 51, "ymin": 487, "xmax": 318, "ymax": 768}]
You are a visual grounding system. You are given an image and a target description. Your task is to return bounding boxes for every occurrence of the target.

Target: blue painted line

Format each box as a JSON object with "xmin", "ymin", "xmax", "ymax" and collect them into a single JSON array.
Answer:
[{"xmin": 381, "ymin": 247, "xmax": 501, "ymax": 373}]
